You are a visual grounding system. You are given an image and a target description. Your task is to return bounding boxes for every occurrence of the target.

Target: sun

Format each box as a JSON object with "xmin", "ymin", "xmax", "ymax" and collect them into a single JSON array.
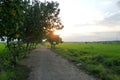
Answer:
[
  {"xmin": 53, "ymin": 27, "xmax": 76, "ymax": 37},
  {"xmin": 54, "ymin": 30, "xmax": 61, "ymax": 35},
  {"xmin": 53, "ymin": 30, "xmax": 67, "ymax": 37}
]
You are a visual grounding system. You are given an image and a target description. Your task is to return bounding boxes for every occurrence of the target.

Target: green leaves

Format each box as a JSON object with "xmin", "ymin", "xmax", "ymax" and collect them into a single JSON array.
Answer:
[
  {"xmin": 0, "ymin": 0, "xmax": 63, "ymax": 43},
  {"xmin": 0, "ymin": 0, "xmax": 24, "ymax": 41},
  {"xmin": 23, "ymin": 0, "xmax": 63, "ymax": 43}
]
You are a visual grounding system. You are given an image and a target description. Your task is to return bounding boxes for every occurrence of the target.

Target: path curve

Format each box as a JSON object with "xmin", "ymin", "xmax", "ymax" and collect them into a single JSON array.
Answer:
[{"xmin": 21, "ymin": 46, "xmax": 97, "ymax": 80}]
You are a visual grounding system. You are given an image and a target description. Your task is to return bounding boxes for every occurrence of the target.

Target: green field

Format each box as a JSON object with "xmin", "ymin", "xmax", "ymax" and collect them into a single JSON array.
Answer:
[
  {"xmin": 56, "ymin": 42, "xmax": 120, "ymax": 57},
  {"xmin": 54, "ymin": 42, "xmax": 120, "ymax": 80},
  {"xmin": 0, "ymin": 43, "xmax": 8, "ymax": 55}
]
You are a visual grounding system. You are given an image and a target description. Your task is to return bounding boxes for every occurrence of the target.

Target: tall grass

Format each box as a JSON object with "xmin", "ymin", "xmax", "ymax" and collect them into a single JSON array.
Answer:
[{"xmin": 54, "ymin": 42, "xmax": 120, "ymax": 80}]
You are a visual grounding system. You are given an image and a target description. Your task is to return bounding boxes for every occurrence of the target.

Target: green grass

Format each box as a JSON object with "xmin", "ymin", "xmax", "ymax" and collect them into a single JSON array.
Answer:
[
  {"xmin": 0, "ymin": 43, "xmax": 30, "ymax": 80},
  {"xmin": 0, "ymin": 64, "xmax": 30, "ymax": 80},
  {"xmin": 0, "ymin": 43, "xmax": 8, "ymax": 55},
  {"xmin": 54, "ymin": 42, "xmax": 120, "ymax": 80},
  {"xmin": 56, "ymin": 43, "xmax": 120, "ymax": 57}
]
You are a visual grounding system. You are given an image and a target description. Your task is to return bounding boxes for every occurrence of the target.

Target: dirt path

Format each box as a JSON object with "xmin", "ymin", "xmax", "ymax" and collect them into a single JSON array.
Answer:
[{"xmin": 21, "ymin": 46, "xmax": 97, "ymax": 80}]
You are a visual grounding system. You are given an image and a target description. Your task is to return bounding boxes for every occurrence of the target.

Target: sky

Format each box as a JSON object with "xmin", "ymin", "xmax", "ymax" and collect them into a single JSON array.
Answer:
[{"xmin": 39, "ymin": 0, "xmax": 120, "ymax": 42}]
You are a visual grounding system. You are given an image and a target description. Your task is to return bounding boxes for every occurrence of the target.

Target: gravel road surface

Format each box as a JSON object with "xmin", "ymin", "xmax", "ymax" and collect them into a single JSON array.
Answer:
[{"xmin": 21, "ymin": 46, "xmax": 97, "ymax": 80}]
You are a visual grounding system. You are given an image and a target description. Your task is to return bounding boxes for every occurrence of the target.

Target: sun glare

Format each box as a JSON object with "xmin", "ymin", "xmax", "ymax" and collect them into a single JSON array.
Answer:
[
  {"xmin": 54, "ymin": 29, "xmax": 68, "ymax": 37},
  {"xmin": 54, "ymin": 30, "xmax": 61, "ymax": 35}
]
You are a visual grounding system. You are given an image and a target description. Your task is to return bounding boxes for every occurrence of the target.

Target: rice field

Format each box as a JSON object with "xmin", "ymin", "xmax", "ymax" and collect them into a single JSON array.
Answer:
[
  {"xmin": 54, "ymin": 42, "xmax": 120, "ymax": 80},
  {"xmin": 56, "ymin": 42, "xmax": 120, "ymax": 57}
]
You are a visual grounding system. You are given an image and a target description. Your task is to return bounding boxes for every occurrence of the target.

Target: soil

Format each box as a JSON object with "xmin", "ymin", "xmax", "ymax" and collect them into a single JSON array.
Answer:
[{"xmin": 20, "ymin": 46, "xmax": 98, "ymax": 80}]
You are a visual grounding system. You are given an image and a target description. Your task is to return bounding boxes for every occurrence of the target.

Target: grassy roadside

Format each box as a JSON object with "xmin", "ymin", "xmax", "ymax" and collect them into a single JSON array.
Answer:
[
  {"xmin": 0, "ymin": 43, "xmax": 30, "ymax": 80},
  {"xmin": 0, "ymin": 64, "xmax": 30, "ymax": 80},
  {"xmin": 52, "ymin": 42, "xmax": 120, "ymax": 80}
]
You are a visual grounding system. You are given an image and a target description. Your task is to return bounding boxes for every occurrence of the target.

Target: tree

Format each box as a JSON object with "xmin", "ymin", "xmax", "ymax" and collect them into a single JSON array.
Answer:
[
  {"xmin": 0, "ymin": 0, "xmax": 63, "ymax": 79},
  {"xmin": 0, "ymin": 0, "xmax": 26, "ymax": 66},
  {"xmin": 43, "ymin": 1, "xmax": 64, "ymax": 48},
  {"xmin": 0, "ymin": 0, "xmax": 63, "ymax": 62},
  {"xmin": 0, "ymin": 0, "xmax": 25, "ymax": 40},
  {"xmin": 23, "ymin": 0, "xmax": 64, "ymax": 49},
  {"xmin": 47, "ymin": 30, "xmax": 62, "ymax": 48}
]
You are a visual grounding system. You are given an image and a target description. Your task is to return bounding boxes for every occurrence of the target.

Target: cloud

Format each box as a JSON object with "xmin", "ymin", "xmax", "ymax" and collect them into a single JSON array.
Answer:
[
  {"xmin": 101, "ymin": 0, "xmax": 113, "ymax": 6},
  {"xmin": 98, "ymin": 1, "xmax": 120, "ymax": 27},
  {"xmin": 98, "ymin": 11, "xmax": 120, "ymax": 27},
  {"xmin": 117, "ymin": 1, "xmax": 120, "ymax": 8},
  {"xmin": 74, "ymin": 10, "xmax": 120, "ymax": 28},
  {"xmin": 59, "ymin": 0, "xmax": 120, "ymax": 42},
  {"xmin": 62, "ymin": 31, "xmax": 120, "ymax": 42}
]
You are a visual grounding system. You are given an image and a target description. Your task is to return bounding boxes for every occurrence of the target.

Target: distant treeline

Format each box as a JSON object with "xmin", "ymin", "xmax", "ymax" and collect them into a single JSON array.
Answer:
[{"xmin": 64, "ymin": 41, "xmax": 120, "ymax": 44}]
